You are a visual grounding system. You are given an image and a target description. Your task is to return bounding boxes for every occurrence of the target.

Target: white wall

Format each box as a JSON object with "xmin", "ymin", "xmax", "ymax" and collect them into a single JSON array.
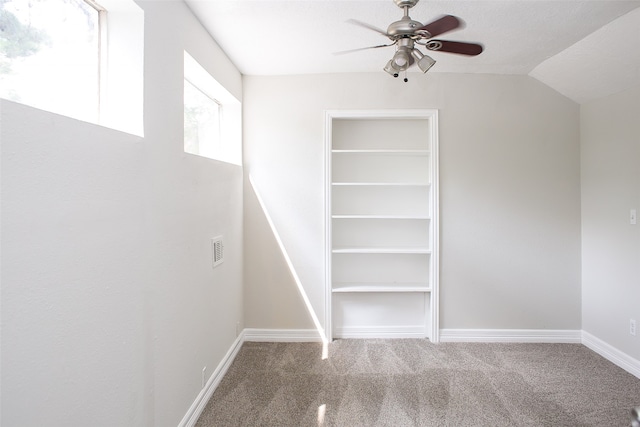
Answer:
[
  {"xmin": 0, "ymin": 1, "xmax": 243, "ymax": 426},
  {"xmin": 243, "ymin": 73, "xmax": 582, "ymax": 333},
  {"xmin": 581, "ymin": 84, "xmax": 640, "ymax": 360}
]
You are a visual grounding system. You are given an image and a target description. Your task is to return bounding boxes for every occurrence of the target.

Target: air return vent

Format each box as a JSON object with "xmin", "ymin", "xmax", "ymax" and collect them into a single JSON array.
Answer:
[{"xmin": 212, "ymin": 236, "xmax": 224, "ymax": 268}]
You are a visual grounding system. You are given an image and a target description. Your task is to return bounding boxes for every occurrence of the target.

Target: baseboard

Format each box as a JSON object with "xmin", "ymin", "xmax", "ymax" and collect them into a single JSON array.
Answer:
[
  {"xmin": 582, "ymin": 331, "xmax": 640, "ymax": 379},
  {"xmin": 439, "ymin": 329, "xmax": 582, "ymax": 343},
  {"xmin": 178, "ymin": 331, "xmax": 246, "ymax": 427},
  {"xmin": 243, "ymin": 328, "xmax": 324, "ymax": 342},
  {"xmin": 439, "ymin": 329, "xmax": 640, "ymax": 379},
  {"xmin": 334, "ymin": 325, "xmax": 428, "ymax": 339}
]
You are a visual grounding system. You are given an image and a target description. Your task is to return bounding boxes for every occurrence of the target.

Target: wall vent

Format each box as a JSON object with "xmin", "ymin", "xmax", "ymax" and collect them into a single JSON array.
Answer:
[{"xmin": 212, "ymin": 236, "xmax": 224, "ymax": 268}]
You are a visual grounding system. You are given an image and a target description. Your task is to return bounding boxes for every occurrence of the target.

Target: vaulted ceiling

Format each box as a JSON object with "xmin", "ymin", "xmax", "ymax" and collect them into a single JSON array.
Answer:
[{"xmin": 185, "ymin": 0, "xmax": 640, "ymax": 104}]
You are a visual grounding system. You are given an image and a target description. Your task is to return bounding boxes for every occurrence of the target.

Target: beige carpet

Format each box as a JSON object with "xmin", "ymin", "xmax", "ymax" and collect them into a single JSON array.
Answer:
[{"xmin": 196, "ymin": 339, "xmax": 640, "ymax": 426}]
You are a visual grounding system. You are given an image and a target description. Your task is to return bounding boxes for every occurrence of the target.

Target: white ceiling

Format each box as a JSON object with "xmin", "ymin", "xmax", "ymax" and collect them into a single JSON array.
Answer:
[{"xmin": 185, "ymin": 0, "xmax": 640, "ymax": 104}]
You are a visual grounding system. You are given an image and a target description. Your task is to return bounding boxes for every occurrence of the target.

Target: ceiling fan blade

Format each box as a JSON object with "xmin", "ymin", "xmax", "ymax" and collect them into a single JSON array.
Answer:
[
  {"xmin": 418, "ymin": 15, "xmax": 462, "ymax": 38},
  {"xmin": 347, "ymin": 19, "xmax": 389, "ymax": 37},
  {"xmin": 426, "ymin": 40, "xmax": 483, "ymax": 56},
  {"xmin": 333, "ymin": 43, "xmax": 396, "ymax": 55}
]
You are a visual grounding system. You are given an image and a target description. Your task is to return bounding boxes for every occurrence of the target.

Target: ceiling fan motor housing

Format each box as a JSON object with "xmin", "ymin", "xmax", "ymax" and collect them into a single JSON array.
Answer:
[{"xmin": 387, "ymin": 16, "xmax": 426, "ymax": 39}]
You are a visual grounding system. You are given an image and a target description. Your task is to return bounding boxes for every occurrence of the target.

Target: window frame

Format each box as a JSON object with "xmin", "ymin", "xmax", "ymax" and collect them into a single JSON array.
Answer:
[
  {"xmin": 183, "ymin": 76, "xmax": 224, "ymax": 159},
  {"xmin": 183, "ymin": 50, "xmax": 242, "ymax": 165},
  {"xmin": 0, "ymin": 0, "xmax": 144, "ymax": 136},
  {"xmin": 84, "ymin": 0, "xmax": 108, "ymax": 118}
]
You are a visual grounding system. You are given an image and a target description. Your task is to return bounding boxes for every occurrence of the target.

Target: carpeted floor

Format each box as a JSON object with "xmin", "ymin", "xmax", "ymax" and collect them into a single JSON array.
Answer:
[{"xmin": 195, "ymin": 339, "xmax": 640, "ymax": 426}]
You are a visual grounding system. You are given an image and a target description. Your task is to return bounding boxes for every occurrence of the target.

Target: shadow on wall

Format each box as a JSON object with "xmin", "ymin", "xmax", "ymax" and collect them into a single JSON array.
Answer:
[{"xmin": 244, "ymin": 175, "xmax": 326, "ymax": 342}]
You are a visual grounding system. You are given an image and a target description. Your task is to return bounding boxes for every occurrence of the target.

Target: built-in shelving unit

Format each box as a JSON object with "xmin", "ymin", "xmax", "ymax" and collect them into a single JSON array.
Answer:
[{"xmin": 325, "ymin": 110, "xmax": 439, "ymax": 341}]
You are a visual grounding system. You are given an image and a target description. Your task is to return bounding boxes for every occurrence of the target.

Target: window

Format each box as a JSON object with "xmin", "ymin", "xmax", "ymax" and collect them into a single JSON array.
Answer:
[
  {"xmin": 0, "ymin": 0, "xmax": 144, "ymax": 136},
  {"xmin": 184, "ymin": 51, "xmax": 241, "ymax": 165},
  {"xmin": 0, "ymin": 0, "xmax": 102, "ymax": 123},
  {"xmin": 184, "ymin": 78, "xmax": 222, "ymax": 159}
]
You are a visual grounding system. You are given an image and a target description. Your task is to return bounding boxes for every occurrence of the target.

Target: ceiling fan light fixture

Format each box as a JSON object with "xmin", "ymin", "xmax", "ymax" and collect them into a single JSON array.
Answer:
[
  {"xmin": 411, "ymin": 48, "xmax": 436, "ymax": 73},
  {"xmin": 384, "ymin": 60, "xmax": 400, "ymax": 77},
  {"xmin": 391, "ymin": 48, "xmax": 411, "ymax": 71}
]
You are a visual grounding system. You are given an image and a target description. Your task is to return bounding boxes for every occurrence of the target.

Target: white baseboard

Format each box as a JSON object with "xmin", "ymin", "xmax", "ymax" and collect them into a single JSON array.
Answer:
[
  {"xmin": 582, "ymin": 331, "xmax": 640, "ymax": 379},
  {"xmin": 335, "ymin": 325, "xmax": 428, "ymax": 339},
  {"xmin": 178, "ymin": 331, "xmax": 245, "ymax": 427},
  {"xmin": 439, "ymin": 329, "xmax": 582, "ymax": 343},
  {"xmin": 439, "ymin": 329, "xmax": 639, "ymax": 379},
  {"xmin": 243, "ymin": 328, "xmax": 323, "ymax": 342}
]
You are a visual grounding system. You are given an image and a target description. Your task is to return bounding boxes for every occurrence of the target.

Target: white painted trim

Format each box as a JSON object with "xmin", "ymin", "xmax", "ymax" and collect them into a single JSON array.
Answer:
[
  {"xmin": 324, "ymin": 111, "xmax": 333, "ymax": 342},
  {"xmin": 582, "ymin": 331, "xmax": 640, "ymax": 379},
  {"xmin": 324, "ymin": 109, "xmax": 440, "ymax": 344},
  {"xmin": 439, "ymin": 329, "xmax": 582, "ymax": 343},
  {"xmin": 335, "ymin": 325, "xmax": 429, "ymax": 339},
  {"xmin": 429, "ymin": 110, "xmax": 440, "ymax": 343},
  {"xmin": 178, "ymin": 331, "xmax": 245, "ymax": 427},
  {"xmin": 243, "ymin": 328, "xmax": 324, "ymax": 342}
]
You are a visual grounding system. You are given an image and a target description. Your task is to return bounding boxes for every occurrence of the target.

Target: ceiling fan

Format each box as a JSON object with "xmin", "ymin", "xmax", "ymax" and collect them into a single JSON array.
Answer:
[{"xmin": 340, "ymin": 0, "xmax": 483, "ymax": 81}]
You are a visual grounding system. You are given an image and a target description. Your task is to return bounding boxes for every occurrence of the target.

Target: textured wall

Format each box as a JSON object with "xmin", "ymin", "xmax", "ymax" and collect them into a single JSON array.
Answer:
[
  {"xmin": 0, "ymin": 1, "xmax": 243, "ymax": 425},
  {"xmin": 581, "ymin": 84, "xmax": 640, "ymax": 360},
  {"xmin": 243, "ymin": 72, "xmax": 582, "ymax": 334}
]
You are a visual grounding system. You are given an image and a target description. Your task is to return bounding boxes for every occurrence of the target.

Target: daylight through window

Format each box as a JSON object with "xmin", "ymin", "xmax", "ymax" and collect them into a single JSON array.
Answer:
[
  {"xmin": 183, "ymin": 51, "xmax": 242, "ymax": 165},
  {"xmin": 184, "ymin": 78, "xmax": 222, "ymax": 159},
  {"xmin": 0, "ymin": 0, "xmax": 102, "ymax": 123}
]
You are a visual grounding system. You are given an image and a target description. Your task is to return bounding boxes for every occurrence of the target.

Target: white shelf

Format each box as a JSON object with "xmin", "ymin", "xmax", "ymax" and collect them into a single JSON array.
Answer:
[
  {"xmin": 332, "ymin": 247, "xmax": 431, "ymax": 254},
  {"xmin": 332, "ymin": 214, "xmax": 431, "ymax": 219},
  {"xmin": 333, "ymin": 287, "xmax": 431, "ymax": 293},
  {"xmin": 333, "ymin": 283, "xmax": 431, "ymax": 293},
  {"xmin": 332, "ymin": 182, "xmax": 430, "ymax": 187},
  {"xmin": 332, "ymin": 149, "xmax": 430, "ymax": 155}
]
